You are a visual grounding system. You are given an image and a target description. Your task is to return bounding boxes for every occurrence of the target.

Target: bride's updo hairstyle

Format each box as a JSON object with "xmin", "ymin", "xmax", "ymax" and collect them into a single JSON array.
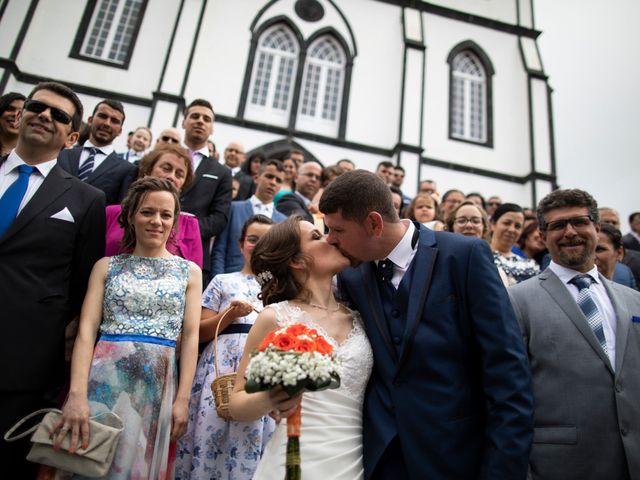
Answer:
[{"xmin": 250, "ymin": 216, "xmax": 311, "ymax": 306}]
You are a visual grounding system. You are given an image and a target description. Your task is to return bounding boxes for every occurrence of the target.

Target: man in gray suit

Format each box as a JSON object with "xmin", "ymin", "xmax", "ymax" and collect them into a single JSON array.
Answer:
[{"xmin": 508, "ymin": 189, "xmax": 640, "ymax": 480}]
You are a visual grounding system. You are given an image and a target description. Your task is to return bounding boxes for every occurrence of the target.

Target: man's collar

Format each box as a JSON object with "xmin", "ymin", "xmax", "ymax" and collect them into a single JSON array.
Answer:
[
  {"xmin": 83, "ymin": 140, "xmax": 113, "ymax": 156},
  {"xmin": 188, "ymin": 145, "xmax": 210, "ymax": 158},
  {"xmin": 384, "ymin": 220, "xmax": 416, "ymax": 269},
  {"xmin": 5, "ymin": 149, "xmax": 57, "ymax": 177},
  {"xmin": 549, "ymin": 260, "xmax": 600, "ymax": 285},
  {"xmin": 251, "ymin": 194, "xmax": 273, "ymax": 206}
]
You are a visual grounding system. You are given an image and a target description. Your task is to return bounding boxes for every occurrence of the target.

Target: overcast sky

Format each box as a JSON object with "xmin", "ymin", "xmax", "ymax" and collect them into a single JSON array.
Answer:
[{"xmin": 535, "ymin": 0, "xmax": 639, "ymax": 232}]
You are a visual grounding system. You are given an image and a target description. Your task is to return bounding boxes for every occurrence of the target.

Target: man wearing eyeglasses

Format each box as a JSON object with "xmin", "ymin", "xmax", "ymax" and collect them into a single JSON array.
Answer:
[
  {"xmin": 0, "ymin": 82, "xmax": 105, "ymax": 475},
  {"xmin": 276, "ymin": 160, "xmax": 322, "ymax": 223},
  {"xmin": 223, "ymin": 141, "xmax": 245, "ymax": 175},
  {"xmin": 57, "ymin": 99, "xmax": 137, "ymax": 205},
  {"xmin": 508, "ymin": 189, "xmax": 640, "ymax": 480}
]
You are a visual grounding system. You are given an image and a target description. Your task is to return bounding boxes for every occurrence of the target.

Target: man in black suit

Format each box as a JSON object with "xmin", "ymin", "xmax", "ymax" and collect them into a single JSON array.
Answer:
[
  {"xmin": 623, "ymin": 211, "xmax": 640, "ymax": 252},
  {"xmin": 0, "ymin": 82, "xmax": 105, "ymax": 475},
  {"xmin": 179, "ymin": 99, "xmax": 232, "ymax": 285},
  {"xmin": 57, "ymin": 99, "xmax": 137, "ymax": 205},
  {"xmin": 276, "ymin": 160, "xmax": 322, "ymax": 223}
]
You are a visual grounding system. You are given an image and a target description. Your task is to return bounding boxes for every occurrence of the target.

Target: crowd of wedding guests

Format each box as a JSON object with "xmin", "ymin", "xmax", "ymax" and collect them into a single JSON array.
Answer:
[{"xmin": 1, "ymin": 83, "xmax": 639, "ymax": 480}]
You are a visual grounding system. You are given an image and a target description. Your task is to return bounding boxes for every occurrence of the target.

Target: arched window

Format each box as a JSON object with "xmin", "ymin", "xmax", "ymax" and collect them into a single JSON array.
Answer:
[
  {"xmin": 448, "ymin": 42, "xmax": 494, "ymax": 146},
  {"xmin": 246, "ymin": 24, "xmax": 299, "ymax": 127},
  {"xmin": 296, "ymin": 36, "xmax": 345, "ymax": 136}
]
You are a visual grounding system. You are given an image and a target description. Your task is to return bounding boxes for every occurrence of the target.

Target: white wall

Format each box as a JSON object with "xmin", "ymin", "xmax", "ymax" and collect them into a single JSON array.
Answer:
[
  {"xmin": 14, "ymin": 0, "xmax": 178, "ymax": 98},
  {"xmin": 429, "ymin": 0, "xmax": 517, "ymax": 25},
  {"xmin": 423, "ymin": 13, "xmax": 531, "ymax": 176}
]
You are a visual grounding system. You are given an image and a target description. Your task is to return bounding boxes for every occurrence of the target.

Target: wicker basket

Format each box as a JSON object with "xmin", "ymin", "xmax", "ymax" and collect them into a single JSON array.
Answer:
[{"xmin": 210, "ymin": 308, "xmax": 236, "ymax": 421}]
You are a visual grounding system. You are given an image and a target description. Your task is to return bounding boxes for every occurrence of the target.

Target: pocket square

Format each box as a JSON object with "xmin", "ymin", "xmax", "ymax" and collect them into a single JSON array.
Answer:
[
  {"xmin": 632, "ymin": 316, "xmax": 640, "ymax": 324},
  {"xmin": 50, "ymin": 207, "xmax": 74, "ymax": 223},
  {"xmin": 202, "ymin": 174, "xmax": 219, "ymax": 180}
]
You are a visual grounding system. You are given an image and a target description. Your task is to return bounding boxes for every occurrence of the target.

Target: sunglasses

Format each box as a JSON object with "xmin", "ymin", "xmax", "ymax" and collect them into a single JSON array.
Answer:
[
  {"xmin": 161, "ymin": 135, "xmax": 180, "ymax": 144},
  {"xmin": 23, "ymin": 99, "xmax": 73, "ymax": 125}
]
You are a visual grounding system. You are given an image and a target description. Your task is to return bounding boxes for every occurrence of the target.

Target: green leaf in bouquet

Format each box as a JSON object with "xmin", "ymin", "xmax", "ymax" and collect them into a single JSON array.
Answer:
[{"xmin": 245, "ymin": 377, "xmax": 269, "ymax": 393}]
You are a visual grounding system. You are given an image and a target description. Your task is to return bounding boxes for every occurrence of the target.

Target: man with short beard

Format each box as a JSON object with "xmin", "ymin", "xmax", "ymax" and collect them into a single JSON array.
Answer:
[
  {"xmin": 508, "ymin": 189, "xmax": 640, "ymax": 480},
  {"xmin": 58, "ymin": 99, "xmax": 137, "ymax": 205}
]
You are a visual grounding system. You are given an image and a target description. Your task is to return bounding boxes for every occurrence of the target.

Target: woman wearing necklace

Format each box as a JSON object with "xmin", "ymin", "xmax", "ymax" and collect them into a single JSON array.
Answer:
[
  {"xmin": 47, "ymin": 177, "xmax": 201, "ymax": 478},
  {"xmin": 229, "ymin": 216, "xmax": 373, "ymax": 479}
]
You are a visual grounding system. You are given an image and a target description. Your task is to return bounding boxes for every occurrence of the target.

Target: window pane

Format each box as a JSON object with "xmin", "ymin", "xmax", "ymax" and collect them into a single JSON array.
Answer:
[
  {"xmin": 450, "ymin": 50, "xmax": 487, "ymax": 142},
  {"xmin": 81, "ymin": 0, "xmax": 143, "ymax": 65},
  {"xmin": 298, "ymin": 36, "xmax": 345, "ymax": 134}
]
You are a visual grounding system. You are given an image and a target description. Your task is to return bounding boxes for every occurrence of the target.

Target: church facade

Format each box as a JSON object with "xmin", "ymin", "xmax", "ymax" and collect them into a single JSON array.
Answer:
[{"xmin": 0, "ymin": 0, "xmax": 555, "ymax": 205}]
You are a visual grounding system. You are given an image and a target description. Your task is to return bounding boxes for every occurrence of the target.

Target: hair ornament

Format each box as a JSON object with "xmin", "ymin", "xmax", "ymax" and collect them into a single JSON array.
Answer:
[{"xmin": 256, "ymin": 270, "xmax": 274, "ymax": 286}]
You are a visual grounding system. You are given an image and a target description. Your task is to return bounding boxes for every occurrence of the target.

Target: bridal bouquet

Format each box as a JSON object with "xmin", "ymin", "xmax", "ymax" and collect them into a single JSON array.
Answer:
[{"xmin": 245, "ymin": 323, "xmax": 340, "ymax": 479}]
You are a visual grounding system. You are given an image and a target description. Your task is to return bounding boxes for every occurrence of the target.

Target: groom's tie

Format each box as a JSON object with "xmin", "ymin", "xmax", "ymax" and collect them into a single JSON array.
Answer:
[
  {"xmin": 570, "ymin": 274, "xmax": 608, "ymax": 354},
  {"xmin": 78, "ymin": 147, "xmax": 100, "ymax": 182},
  {"xmin": 377, "ymin": 259, "xmax": 395, "ymax": 289}
]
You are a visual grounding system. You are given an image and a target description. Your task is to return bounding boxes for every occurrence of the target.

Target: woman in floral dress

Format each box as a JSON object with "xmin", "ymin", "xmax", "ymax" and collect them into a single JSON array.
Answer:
[
  {"xmin": 175, "ymin": 215, "xmax": 276, "ymax": 479},
  {"xmin": 48, "ymin": 177, "xmax": 202, "ymax": 479}
]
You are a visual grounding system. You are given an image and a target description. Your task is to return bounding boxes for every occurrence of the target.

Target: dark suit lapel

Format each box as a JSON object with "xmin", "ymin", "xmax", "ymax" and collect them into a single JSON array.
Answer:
[
  {"xmin": 361, "ymin": 261, "xmax": 398, "ymax": 361},
  {"xmin": 0, "ymin": 165, "xmax": 72, "ymax": 244},
  {"xmin": 540, "ymin": 270, "xmax": 614, "ymax": 374},
  {"xmin": 87, "ymin": 151, "xmax": 119, "ymax": 181},
  {"xmin": 63, "ymin": 147, "xmax": 81, "ymax": 175},
  {"xmin": 397, "ymin": 226, "xmax": 438, "ymax": 371},
  {"xmin": 604, "ymin": 278, "xmax": 631, "ymax": 374},
  {"xmin": 181, "ymin": 155, "xmax": 211, "ymax": 197}
]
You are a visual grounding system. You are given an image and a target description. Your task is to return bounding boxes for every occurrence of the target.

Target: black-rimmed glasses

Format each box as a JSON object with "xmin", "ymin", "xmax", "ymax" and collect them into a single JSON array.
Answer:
[
  {"xmin": 543, "ymin": 215, "xmax": 594, "ymax": 232},
  {"xmin": 23, "ymin": 99, "xmax": 73, "ymax": 125}
]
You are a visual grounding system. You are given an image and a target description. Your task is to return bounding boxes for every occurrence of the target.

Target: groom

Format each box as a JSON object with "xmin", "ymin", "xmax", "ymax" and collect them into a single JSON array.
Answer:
[{"xmin": 319, "ymin": 170, "xmax": 533, "ymax": 479}]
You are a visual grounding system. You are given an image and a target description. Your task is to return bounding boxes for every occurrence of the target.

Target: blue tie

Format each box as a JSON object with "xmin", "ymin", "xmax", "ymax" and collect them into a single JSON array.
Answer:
[
  {"xmin": 0, "ymin": 164, "xmax": 36, "ymax": 237},
  {"xmin": 570, "ymin": 274, "xmax": 608, "ymax": 354},
  {"xmin": 78, "ymin": 147, "xmax": 99, "ymax": 181}
]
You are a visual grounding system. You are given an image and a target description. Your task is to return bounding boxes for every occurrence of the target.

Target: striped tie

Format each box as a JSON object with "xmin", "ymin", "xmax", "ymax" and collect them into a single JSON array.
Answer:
[
  {"xmin": 570, "ymin": 274, "xmax": 607, "ymax": 354},
  {"xmin": 78, "ymin": 147, "xmax": 99, "ymax": 181}
]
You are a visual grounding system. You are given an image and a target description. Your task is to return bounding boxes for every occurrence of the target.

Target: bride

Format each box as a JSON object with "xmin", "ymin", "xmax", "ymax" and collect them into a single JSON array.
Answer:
[{"xmin": 229, "ymin": 216, "xmax": 373, "ymax": 479}]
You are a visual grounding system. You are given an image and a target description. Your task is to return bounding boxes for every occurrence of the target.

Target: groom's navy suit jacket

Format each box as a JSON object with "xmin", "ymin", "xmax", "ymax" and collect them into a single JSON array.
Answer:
[{"xmin": 337, "ymin": 225, "xmax": 534, "ymax": 479}]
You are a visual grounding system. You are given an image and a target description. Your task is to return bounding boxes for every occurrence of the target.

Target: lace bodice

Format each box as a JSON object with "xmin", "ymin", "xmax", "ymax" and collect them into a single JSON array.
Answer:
[
  {"xmin": 100, "ymin": 254, "xmax": 190, "ymax": 340},
  {"xmin": 269, "ymin": 301, "xmax": 373, "ymax": 405}
]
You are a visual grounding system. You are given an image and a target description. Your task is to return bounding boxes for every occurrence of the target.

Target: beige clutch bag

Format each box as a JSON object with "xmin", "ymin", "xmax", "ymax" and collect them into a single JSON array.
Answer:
[{"xmin": 4, "ymin": 408, "xmax": 124, "ymax": 478}]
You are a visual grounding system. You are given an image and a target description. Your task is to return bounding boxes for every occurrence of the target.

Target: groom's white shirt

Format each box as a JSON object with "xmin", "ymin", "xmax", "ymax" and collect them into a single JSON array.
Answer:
[{"xmin": 375, "ymin": 219, "xmax": 417, "ymax": 288}]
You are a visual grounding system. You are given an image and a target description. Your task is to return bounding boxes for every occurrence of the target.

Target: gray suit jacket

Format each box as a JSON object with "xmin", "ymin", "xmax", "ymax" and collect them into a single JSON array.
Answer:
[{"xmin": 508, "ymin": 268, "xmax": 640, "ymax": 480}]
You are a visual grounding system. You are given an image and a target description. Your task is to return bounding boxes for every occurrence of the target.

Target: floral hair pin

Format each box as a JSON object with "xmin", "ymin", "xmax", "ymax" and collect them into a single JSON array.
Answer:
[{"xmin": 256, "ymin": 270, "xmax": 273, "ymax": 286}]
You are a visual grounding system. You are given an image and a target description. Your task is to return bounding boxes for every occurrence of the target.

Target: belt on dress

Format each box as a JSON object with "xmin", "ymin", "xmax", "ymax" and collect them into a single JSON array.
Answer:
[
  {"xmin": 219, "ymin": 324, "xmax": 252, "ymax": 335},
  {"xmin": 99, "ymin": 333, "xmax": 176, "ymax": 347}
]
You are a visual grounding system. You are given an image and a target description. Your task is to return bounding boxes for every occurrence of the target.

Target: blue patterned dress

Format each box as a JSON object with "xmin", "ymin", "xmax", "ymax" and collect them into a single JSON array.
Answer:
[
  {"xmin": 58, "ymin": 254, "xmax": 190, "ymax": 479},
  {"xmin": 493, "ymin": 251, "xmax": 540, "ymax": 285},
  {"xmin": 175, "ymin": 272, "xmax": 275, "ymax": 480}
]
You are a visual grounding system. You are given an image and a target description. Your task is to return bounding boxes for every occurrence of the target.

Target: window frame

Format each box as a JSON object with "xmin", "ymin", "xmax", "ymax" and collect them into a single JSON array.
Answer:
[
  {"xmin": 447, "ymin": 40, "xmax": 495, "ymax": 148},
  {"xmin": 69, "ymin": 0, "xmax": 148, "ymax": 70},
  {"xmin": 238, "ymin": 18, "xmax": 353, "ymax": 140},
  {"xmin": 296, "ymin": 35, "xmax": 346, "ymax": 137},
  {"xmin": 244, "ymin": 23, "xmax": 300, "ymax": 128}
]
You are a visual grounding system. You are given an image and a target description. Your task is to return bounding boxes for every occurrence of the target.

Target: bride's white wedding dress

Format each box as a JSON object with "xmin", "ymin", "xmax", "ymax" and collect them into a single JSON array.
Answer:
[{"xmin": 252, "ymin": 301, "xmax": 373, "ymax": 480}]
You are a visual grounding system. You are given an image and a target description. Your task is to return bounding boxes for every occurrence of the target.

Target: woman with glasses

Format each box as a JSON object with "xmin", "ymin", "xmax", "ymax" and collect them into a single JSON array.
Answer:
[
  {"xmin": 445, "ymin": 200, "xmax": 489, "ymax": 239},
  {"xmin": 490, "ymin": 203, "xmax": 540, "ymax": 286},
  {"xmin": 104, "ymin": 144, "xmax": 203, "ymax": 267},
  {"xmin": 175, "ymin": 215, "xmax": 276, "ymax": 480}
]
